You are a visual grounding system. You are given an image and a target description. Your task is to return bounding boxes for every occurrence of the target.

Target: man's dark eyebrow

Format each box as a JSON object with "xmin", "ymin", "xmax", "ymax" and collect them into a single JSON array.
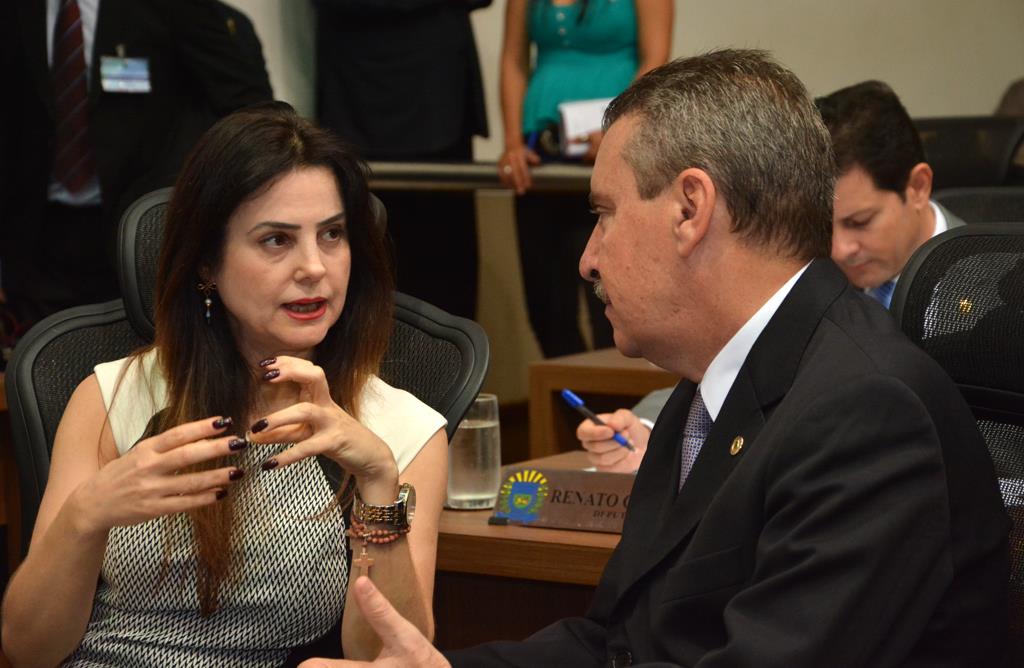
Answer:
[{"xmin": 840, "ymin": 207, "xmax": 875, "ymax": 222}]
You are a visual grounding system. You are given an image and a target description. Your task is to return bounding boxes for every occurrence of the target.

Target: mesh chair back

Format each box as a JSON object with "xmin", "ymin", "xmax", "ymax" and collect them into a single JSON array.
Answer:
[
  {"xmin": 934, "ymin": 186, "xmax": 1024, "ymax": 224},
  {"xmin": 891, "ymin": 223, "xmax": 1024, "ymax": 665},
  {"xmin": 915, "ymin": 116, "xmax": 1024, "ymax": 190},
  {"xmin": 5, "ymin": 302, "xmax": 147, "ymax": 551}
]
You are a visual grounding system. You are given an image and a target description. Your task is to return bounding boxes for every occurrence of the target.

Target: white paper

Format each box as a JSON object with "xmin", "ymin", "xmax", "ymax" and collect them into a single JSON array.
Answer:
[{"xmin": 558, "ymin": 98, "xmax": 614, "ymax": 158}]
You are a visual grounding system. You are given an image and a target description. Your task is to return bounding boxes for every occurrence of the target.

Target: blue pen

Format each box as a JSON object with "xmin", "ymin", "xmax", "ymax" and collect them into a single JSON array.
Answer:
[
  {"xmin": 525, "ymin": 130, "xmax": 539, "ymax": 151},
  {"xmin": 560, "ymin": 389, "xmax": 636, "ymax": 452}
]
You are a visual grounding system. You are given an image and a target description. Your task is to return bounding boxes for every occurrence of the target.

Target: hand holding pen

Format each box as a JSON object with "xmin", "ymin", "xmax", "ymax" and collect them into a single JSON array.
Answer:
[
  {"xmin": 561, "ymin": 389, "xmax": 635, "ymax": 452},
  {"xmin": 562, "ymin": 390, "xmax": 650, "ymax": 473}
]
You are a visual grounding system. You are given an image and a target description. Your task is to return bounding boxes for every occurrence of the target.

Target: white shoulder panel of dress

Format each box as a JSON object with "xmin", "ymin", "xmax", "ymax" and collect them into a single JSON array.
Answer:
[
  {"xmin": 94, "ymin": 349, "xmax": 168, "ymax": 455},
  {"xmin": 357, "ymin": 377, "xmax": 447, "ymax": 474}
]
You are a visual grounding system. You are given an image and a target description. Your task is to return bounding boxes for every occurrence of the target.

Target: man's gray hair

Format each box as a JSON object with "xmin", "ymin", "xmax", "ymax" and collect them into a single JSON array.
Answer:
[{"xmin": 604, "ymin": 49, "xmax": 836, "ymax": 260}]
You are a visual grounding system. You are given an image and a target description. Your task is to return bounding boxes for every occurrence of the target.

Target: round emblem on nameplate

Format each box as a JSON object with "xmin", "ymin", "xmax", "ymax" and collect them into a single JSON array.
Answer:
[
  {"xmin": 495, "ymin": 469, "xmax": 550, "ymax": 523},
  {"xmin": 730, "ymin": 436, "xmax": 744, "ymax": 456}
]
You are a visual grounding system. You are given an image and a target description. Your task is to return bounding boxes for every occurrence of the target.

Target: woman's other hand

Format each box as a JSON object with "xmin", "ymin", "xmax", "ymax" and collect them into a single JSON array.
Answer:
[
  {"xmin": 498, "ymin": 143, "xmax": 541, "ymax": 195},
  {"xmin": 249, "ymin": 356, "xmax": 399, "ymax": 502},
  {"xmin": 70, "ymin": 417, "xmax": 245, "ymax": 536}
]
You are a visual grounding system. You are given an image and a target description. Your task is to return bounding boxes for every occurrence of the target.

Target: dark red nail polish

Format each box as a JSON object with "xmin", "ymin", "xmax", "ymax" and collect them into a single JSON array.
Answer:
[
  {"xmin": 229, "ymin": 468, "xmax": 245, "ymax": 481},
  {"xmin": 216, "ymin": 489, "xmax": 228, "ymax": 500},
  {"xmin": 228, "ymin": 437, "xmax": 248, "ymax": 451},
  {"xmin": 263, "ymin": 369, "xmax": 281, "ymax": 381},
  {"xmin": 213, "ymin": 416, "xmax": 233, "ymax": 430},
  {"xmin": 259, "ymin": 357, "xmax": 276, "ymax": 367},
  {"xmin": 261, "ymin": 458, "xmax": 279, "ymax": 472},
  {"xmin": 251, "ymin": 418, "xmax": 268, "ymax": 433}
]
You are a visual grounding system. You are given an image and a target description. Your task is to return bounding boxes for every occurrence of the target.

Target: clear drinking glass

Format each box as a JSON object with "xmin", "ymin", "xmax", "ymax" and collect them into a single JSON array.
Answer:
[{"xmin": 446, "ymin": 393, "xmax": 502, "ymax": 509}]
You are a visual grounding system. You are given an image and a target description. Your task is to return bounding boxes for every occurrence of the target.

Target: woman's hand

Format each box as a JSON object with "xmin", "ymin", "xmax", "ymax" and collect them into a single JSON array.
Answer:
[
  {"xmin": 498, "ymin": 143, "xmax": 541, "ymax": 195},
  {"xmin": 249, "ymin": 356, "xmax": 399, "ymax": 502},
  {"xmin": 69, "ymin": 417, "xmax": 245, "ymax": 537}
]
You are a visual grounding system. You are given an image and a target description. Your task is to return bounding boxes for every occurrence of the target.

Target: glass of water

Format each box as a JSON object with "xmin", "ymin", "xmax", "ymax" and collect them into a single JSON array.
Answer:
[{"xmin": 446, "ymin": 393, "xmax": 502, "ymax": 509}]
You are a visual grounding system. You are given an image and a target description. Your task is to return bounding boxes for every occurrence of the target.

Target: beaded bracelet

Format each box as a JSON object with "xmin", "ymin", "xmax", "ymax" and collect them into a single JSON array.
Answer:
[{"xmin": 348, "ymin": 517, "xmax": 411, "ymax": 545}]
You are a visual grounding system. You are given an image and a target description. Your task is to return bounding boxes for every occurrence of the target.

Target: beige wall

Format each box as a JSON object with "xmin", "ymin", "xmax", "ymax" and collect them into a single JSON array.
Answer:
[
  {"xmin": 227, "ymin": 0, "xmax": 1024, "ymax": 401},
  {"xmin": 233, "ymin": 0, "xmax": 1024, "ymax": 154}
]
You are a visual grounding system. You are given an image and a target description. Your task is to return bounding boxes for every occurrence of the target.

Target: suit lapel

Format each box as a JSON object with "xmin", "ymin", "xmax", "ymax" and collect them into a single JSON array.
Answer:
[
  {"xmin": 19, "ymin": 0, "xmax": 54, "ymax": 118},
  {"xmin": 591, "ymin": 381, "xmax": 693, "ymax": 616},
  {"xmin": 596, "ymin": 259, "xmax": 851, "ymax": 616}
]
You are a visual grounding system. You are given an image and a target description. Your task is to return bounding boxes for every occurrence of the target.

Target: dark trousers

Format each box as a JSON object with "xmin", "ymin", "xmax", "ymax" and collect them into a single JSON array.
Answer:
[
  {"xmin": 373, "ymin": 138, "xmax": 478, "ymax": 319},
  {"xmin": 4, "ymin": 201, "xmax": 119, "ymax": 331},
  {"xmin": 515, "ymin": 191, "xmax": 613, "ymax": 358}
]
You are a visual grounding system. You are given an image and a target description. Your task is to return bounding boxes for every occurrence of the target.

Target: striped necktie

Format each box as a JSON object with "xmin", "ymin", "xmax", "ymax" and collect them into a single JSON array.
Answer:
[
  {"xmin": 51, "ymin": 0, "xmax": 97, "ymax": 195},
  {"xmin": 679, "ymin": 390, "xmax": 712, "ymax": 491},
  {"xmin": 867, "ymin": 279, "xmax": 897, "ymax": 309}
]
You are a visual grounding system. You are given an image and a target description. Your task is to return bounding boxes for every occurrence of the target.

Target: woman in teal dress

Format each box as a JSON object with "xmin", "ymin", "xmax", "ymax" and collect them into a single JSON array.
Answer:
[{"xmin": 498, "ymin": 0, "xmax": 672, "ymax": 357}]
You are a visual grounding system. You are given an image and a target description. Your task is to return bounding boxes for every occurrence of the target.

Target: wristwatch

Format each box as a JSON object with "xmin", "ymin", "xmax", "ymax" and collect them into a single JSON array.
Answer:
[{"xmin": 353, "ymin": 483, "xmax": 416, "ymax": 530}]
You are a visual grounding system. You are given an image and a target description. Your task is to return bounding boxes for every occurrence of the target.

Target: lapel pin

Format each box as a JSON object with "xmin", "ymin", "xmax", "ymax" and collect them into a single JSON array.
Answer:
[{"xmin": 730, "ymin": 436, "xmax": 744, "ymax": 456}]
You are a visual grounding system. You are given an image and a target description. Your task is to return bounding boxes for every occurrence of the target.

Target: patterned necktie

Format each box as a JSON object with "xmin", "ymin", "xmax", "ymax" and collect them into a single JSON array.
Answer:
[
  {"xmin": 679, "ymin": 390, "xmax": 712, "ymax": 491},
  {"xmin": 867, "ymin": 279, "xmax": 896, "ymax": 309},
  {"xmin": 51, "ymin": 0, "xmax": 97, "ymax": 194}
]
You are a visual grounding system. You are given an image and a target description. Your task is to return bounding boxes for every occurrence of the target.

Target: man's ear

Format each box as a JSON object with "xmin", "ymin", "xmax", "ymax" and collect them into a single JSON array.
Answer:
[
  {"xmin": 905, "ymin": 162, "xmax": 933, "ymax": 209},
  {"xmin": 671, "ymin": 168, "xmax": 716, "ymax": 258}
]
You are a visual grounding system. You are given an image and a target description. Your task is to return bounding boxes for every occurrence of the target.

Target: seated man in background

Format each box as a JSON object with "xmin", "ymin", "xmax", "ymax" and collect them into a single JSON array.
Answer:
[
  {"xmin": 584, "ymin": 80, "xmax": 966, "ymax": 472},
  {"xmin": 306, "ymin": 50, "xmax": 1009, "ymax": 668}
]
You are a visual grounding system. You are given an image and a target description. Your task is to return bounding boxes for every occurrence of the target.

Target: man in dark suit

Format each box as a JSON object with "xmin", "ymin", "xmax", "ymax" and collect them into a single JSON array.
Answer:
[
  {"xmin": 0, "ymin": 0, "xmax": 272, "ymax": 330},
  {"xmin": 313, "ymin": 0, "xmax": 491, "ymax": 319},
  {"xmin": 306, "ymin": 50, "xmax": 1009, "ymax": 668},
  {"xmin": 578, "ymin": 81, "xmax": 971, "ymax": 472}
]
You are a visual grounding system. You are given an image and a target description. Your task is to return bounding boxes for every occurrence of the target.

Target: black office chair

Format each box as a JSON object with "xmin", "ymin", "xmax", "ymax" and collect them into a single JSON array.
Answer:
[
  {"xmin": 933, "ymin": 186, "xmax": 1024, "ymax": 224},
  {"xmin": 914, "ymin": 116, "xmax": 1024, "ymax": 190},
  {"xmin": 891, "ymin": 223, "xmax": 1024, "ymax": 666},
  {"xmin": 6, "ymin": 188, "xmax": 489, "ymax": 556}
]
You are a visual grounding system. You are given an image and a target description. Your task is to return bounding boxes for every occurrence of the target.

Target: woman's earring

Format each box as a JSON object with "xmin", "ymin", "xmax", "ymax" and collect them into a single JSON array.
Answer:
[{"xmin": 197, "ymin": 281, "xmax": 216, "ymax": 324}]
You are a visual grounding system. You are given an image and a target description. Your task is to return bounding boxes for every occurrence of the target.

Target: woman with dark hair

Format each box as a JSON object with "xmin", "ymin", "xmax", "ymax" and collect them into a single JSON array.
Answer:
[{"xmin": 1, "ymin": 104, "xmax": 448, "ymax": 666}]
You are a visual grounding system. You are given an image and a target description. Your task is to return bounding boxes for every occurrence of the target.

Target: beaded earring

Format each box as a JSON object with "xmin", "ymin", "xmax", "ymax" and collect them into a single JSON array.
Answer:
[{"xmin": 197, "ymin": 281, "xmax": 217, "ymax": 324}]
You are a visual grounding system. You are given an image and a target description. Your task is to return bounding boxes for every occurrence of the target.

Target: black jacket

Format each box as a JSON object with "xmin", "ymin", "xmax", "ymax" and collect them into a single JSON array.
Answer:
[
  {"xmin": 0, "ymin": 0, "xmax": 272, "ymax": 285},
  {"xmin": 447, "ymin": 260, "xmax": 1010, "ymax": 667},
  {"xmin": 314, "ymin": 0, "xmax": 490, "ymax": 159}
]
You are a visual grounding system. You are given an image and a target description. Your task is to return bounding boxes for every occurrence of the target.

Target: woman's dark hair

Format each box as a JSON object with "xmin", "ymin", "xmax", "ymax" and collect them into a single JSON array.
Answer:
[{"xmin": 146, "ymin": 102, "xmax": 393, "ymax": 615}]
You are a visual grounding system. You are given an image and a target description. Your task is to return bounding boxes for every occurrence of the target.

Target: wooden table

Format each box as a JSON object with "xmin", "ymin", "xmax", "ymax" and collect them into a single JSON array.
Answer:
[
  {"xmin": 433, "ymin": 451, "xmax": 621, "ymax": 650},
  {"xmin": 528, "ymin": 348, "xmax": 679, "ymax": 459}
]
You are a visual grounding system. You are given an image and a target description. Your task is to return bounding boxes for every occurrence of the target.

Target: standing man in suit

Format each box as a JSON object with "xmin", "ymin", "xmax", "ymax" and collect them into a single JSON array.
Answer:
[
  {"xmin": 314, "ymin": 0, "xmax": 491, "ymax": 319},
  {"xmin": 0, "ymin": 0, "xmax": 272, "ymax": 331},
  {"xmin": 578, "ymin": 80, "xmax": 971, "ymax": 472},
  {"xmin": 304, "ymin": 50, "xmax": 1010, "ymax": 668}
]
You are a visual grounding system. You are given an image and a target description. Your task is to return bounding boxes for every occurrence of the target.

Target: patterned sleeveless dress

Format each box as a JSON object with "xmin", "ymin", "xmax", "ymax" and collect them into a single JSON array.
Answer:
[{"xmin": 63, "ymin": 351, "xmax": 444, "ymax": 666}]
